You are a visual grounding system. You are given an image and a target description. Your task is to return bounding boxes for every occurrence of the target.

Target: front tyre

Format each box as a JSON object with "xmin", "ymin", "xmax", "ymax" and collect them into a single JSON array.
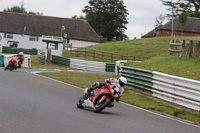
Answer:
[
  {"xmin": 76, "ymin": 96, "xmax": 85, "ymax": 109},
  {"xmin": 94, "ymin": 98, "xmax": 110, "ymax": 113},
  {"xmin": 4, "ymin": 63, "xmax": 11, "ymax": 71}
]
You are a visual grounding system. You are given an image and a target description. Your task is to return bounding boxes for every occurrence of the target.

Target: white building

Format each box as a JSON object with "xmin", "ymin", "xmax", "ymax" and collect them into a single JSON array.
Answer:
[{"xmin": 0, "ymin": 12, "xmax": 100, "ymax": 56}]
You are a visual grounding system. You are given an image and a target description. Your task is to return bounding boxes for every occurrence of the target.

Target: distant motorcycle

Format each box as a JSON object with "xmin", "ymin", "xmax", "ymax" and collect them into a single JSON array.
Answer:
[
  {"xmin": 77, "ymin": 83, "xmax": 121, "ymax": 113},
  {"xmin": 4, "ymin": 56, "xmax": 20, "ymax": 71}
]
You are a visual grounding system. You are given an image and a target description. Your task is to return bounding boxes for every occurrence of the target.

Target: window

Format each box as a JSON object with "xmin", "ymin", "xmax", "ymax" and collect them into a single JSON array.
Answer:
[
  {"xmin": 29, "ymin": 36, "xmax": 39, "ymax": 41},
  {"xmin": 49, "ymin": 43, "xmax": 58, "ymax": 50},
  {"xmin": 4, "ymin": 33, "xmax": 13, "ymax": 39}
]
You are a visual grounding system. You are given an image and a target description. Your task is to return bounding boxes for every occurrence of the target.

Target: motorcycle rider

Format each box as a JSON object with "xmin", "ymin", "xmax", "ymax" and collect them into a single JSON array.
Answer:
[
  {"xmin": 14, "ymin": 52, "xmax": 24, "ymax": 69},
  {"xmin": 84, "ymin": 77, "xmax": 127, "ymax": 107}
]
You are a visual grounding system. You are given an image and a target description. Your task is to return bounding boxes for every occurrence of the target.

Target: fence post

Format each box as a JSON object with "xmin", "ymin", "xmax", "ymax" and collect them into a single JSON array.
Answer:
[
  {"xmin": 181, "ymin": 40, "xmax": 185, "ymax": 57},
  {"xmin": 189, "ymin": 40, "xmax": 193, "ymax": 58},
  {"xmin": 94, "ymin": 50, "xmax": 96, "ymax": 58},
  {"xmin": 121, "ymin": 55, "xmax": 123, "ymax": 60},
  {"xmin": 70, "ymin": 43, "xmax": 72, "ymax": 53},
  {"xmin": 85, "ymin": 48, "xmax": 86, "ymax": 58}
]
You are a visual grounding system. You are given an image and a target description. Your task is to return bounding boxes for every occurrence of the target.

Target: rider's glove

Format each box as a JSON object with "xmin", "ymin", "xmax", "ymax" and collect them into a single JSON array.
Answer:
[{"xmin": 92, "ymin": 82, "xmax": 98, "ymax": 87}]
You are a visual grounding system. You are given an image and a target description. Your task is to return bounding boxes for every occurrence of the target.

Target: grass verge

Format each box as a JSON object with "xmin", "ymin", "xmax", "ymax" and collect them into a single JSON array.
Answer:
[
  {"xmin": 125, "ymin": 54, "xmax": 200, "ymax": 81},
  {"xmin": 39, "ymin": 71, "xmax": 200, "ymax": 125}
]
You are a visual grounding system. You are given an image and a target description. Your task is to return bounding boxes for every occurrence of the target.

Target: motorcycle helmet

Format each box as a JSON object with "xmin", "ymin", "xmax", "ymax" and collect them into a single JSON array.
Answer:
[
  {"xmin": 19, "ymin": 52, "xmax": 24, "ymax": 57},
  {"xmin": 118, "ymin": 77, "xmax": 127, "ymax": 87}
]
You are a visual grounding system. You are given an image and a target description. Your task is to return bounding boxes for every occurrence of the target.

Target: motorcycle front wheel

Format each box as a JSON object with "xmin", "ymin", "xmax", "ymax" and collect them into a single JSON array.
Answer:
[
  {"xmin": 76, "ymin": 96, "xmax": 85, "ymax": 109},
  {"xmin": 94, "ymin": 98, "xmax": 110, "ymax": 113},
  {"xmin": 4, "ymin": 63, "xmax": 11, "ymax": 71}
]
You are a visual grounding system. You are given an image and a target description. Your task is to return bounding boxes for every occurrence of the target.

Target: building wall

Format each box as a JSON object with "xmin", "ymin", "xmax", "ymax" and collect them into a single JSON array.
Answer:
[
  {"xmin": 68, "ymin": 39, "xmax": 99, "ymax": 49},
  {"xmin": 0, "ymin": 33, "xmax": 44, "ymax": 49},
  {"xmin": 0, "ymin": 32, "xmax": 99, "ymax": 56},
  {"xmin": 156, "ymin": 30, "xmax": 200, "ymax": 37}
]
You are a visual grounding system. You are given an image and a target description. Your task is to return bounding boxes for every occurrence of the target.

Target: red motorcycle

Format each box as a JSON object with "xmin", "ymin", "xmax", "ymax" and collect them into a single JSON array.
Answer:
[
  {"xmin": 4, "ymin": 56, "xmax": 20, "ymax": 71},
  {"xmin": 77, "ymin": 83, "xmax": 121, "ymax": 113}
]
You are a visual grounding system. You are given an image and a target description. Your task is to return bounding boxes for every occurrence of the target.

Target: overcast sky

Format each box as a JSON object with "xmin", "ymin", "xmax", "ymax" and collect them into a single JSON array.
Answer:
[{"xmin": 0, "ymin": 0, "xmax": 169, "ymax": 39}]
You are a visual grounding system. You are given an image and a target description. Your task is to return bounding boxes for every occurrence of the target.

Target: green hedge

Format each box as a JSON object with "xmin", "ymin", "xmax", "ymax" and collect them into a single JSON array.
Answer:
[{"xmin": 2, "ymin": 46, "xmax": 38, "ymax": 55}]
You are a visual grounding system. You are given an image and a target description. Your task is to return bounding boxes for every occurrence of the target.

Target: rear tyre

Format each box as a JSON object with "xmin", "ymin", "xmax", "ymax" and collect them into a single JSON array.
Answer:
[
  {"xmin": 94, "ymin": 98, "xmax": 110, "ymax": 113},
  {"xmin": 76, "ymin": 96, "xmax": 85, "ymax": 109}
]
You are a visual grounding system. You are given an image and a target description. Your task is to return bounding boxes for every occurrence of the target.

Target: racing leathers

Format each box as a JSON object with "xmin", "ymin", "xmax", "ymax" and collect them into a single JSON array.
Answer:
[
  {"xmin": 15, "ymin": 54, "xmax": 24, "ymax": 68},
  {"xmin": 85, "ymin": 78, "xmax": 124, "ymax": 104}
]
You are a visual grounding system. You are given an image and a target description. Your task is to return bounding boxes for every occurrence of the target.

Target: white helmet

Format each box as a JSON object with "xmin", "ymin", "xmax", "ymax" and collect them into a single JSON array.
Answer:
[
  {"xmin": 118, "ymin": 77, "xmax": 127, "ymax": 87},
  {"xmin": 19, "ymin": 52, "xmax": 24, "ymax": 56}
]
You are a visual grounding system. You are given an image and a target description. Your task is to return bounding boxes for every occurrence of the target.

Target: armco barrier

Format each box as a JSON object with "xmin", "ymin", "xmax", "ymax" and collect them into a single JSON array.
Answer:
[
  {"xmin": 0, "ymin": 54, "xmax": 4, "ymax": 67},
  {"xmin": 2, "ymin": 46, "xmax": 37, "ymax": 55},
  {"xmin": 121, "ymin": 66, "xmax": 153, "ymax": 95},
  {"xmin": 152, "ymin": 72, "xmax": 200, "ymax": 111},
  {"xmin": 106, "ymin": 63, "xmax": 115, "ymax": 72},
  {"xmin": 121, "ymin": 66, "xmax": 200, "ymax": 111},
  {"xmin": 70, "ymin": 58, "xmax": 106, "ymax": 72},
  {"xmin": 38, "ymin": 55, "xmax": 45, "ymax": 65},
  {"xmin": 52, "ymin": 55, "xmax": 70, "ymax": 67},
  {"xmin": 51, "ymin": 55, "xmax": 115, "ymax": 72}
]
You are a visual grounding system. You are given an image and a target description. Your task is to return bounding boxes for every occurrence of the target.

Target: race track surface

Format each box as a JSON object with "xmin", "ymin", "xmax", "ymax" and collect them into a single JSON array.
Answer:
[{"xmin": 0, "ymin": 68, "xmax": 199, "ymax": 133}]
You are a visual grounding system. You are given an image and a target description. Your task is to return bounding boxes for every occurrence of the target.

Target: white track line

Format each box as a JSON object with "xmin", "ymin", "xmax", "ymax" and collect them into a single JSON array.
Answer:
[{"xmin": 32, "ymin": 73, "xmax": 200, "ymax": 128}]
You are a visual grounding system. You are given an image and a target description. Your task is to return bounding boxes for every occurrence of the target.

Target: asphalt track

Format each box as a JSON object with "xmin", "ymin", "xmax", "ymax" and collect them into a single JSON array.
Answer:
[{"xmin": 0, "ymin": 67, "xmax": 199, "ymax": 133}]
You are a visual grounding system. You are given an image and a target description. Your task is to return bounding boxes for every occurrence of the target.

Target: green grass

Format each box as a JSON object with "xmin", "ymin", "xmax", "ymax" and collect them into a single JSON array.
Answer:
[
  {"xmin": 84, "ymin": 36, "xmax": 199, "ymax": 57},
  {"xmin": 39, "ymin": 71, "xmax": 200, "ymax": 125},
  {"xmin": 125, "ymin": 54, "xmax": 200, "ymax": 81}
]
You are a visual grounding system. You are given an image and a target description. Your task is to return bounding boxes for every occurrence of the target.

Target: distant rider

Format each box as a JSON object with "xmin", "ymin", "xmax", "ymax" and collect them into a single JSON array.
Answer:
[
  {"xmin": 15, "ymin": 52, "xmax": 24, "ymax": 69},
  {"xmin": 84, "ymin": 77, "xmax": 127, "ymax": 107}
]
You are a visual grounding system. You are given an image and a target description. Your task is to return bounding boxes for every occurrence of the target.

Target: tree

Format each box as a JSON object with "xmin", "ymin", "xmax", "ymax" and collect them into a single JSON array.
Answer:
[
  {"xmin": 154, "ymin": 14, "xmax": 165, "ymax": 37},
  {"xmin": 3, "ymin": 6, "xmax": 26, "ymax": 13},
  {"xmin": 83, "ymin": 0, "xmax": 129, "ymax": 41},
  {"xmin": 71, "ymin": 15, "xmax": 86, "ymax": 20},
  {"xmin": 160, "ymin": 0, "xmax": 200, "ymax": 18},
  {"xmin": 3, "ymin": 1, "xmax": 43, "ymax": 16},
  {"xmin": 178, "ymin": 8, "xmax": 189, "ymax": 35},
  {"xmin": 154, "ymin": 14, "xmax": 165, "ymax": 29}
]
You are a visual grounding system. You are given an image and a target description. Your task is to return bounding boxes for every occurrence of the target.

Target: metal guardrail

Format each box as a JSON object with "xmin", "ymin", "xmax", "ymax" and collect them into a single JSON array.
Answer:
[
  {"xmin": 51, "ymin": 55, "xmax": 115, "ymax": 72},
  {"xmin": 52, "ymin": 55, "xmax": 70, "ymax": 67},
  {"xmin": 121, "ymin": 66, "xmax": 200, "ymax": 111},
  {"xmin": 152, "ymin": 72, "xmax": 200, "ymax": 111},
  {"xmin": 38, "ymin": 55, "xmax": 45, "ymax": 65},
  {"xmin": 70, "ymin": 58, "xmax": 106, "ymax": 72},
  {"xmin": 121, "ymin": 66, "xmax": 153, "ymax": 95}
]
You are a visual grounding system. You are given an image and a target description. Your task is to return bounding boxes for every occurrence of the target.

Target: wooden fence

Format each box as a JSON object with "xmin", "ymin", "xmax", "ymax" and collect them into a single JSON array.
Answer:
[
  {"xmin": 68, "ymin": 47, "xmax": 150, "ymax": 62},
  {"xmin": 169, "ymin": 39, "xmax": 200, "ymax": 58}
]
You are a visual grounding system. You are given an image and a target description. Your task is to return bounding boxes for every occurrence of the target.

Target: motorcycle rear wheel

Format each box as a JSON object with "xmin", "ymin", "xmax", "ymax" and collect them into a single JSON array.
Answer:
[
  {"xmin": 77, "ymin": 96, "xmax": 85, "ymax": 109},
  {"xmin": 94, "ymin": 98, "xmax": 110, "ymax": 113}
]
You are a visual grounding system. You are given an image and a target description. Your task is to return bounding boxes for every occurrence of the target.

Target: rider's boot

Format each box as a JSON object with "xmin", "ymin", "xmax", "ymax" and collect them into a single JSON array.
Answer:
[{"xmin": 107, "ymin": 102, "xmax": 114, "ymax": 108}]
